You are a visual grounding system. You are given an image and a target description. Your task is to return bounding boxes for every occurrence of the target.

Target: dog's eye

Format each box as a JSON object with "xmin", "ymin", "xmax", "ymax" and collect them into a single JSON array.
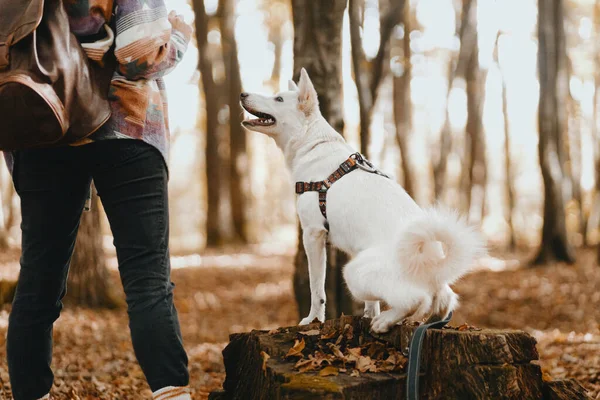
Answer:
[{"xmin": 275, "ymin": 96, "xmax": 284, "ymax": 102}]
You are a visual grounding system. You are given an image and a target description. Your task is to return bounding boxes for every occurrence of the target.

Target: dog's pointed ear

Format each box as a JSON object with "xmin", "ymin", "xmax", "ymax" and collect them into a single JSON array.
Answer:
[
  {"xmin": 297, "ymin": 68, "xmax": 318, "ymax": 115},
  {"xmin": 288, "ymin": 79, "xmax": 299, "ymax": 92}
]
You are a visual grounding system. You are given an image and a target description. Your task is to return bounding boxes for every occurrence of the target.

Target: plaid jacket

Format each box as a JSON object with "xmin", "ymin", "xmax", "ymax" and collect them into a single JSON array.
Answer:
[
  {"xmin": 4, "ymin": 0, "xmax": 189, "ymax": 171},
  {"xmin": 68, "ymin": 0, "xmax": 190, "ymax": 161}
]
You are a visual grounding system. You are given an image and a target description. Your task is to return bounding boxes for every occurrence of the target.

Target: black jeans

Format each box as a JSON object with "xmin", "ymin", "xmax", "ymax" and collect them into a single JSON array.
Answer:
[{"xmin": 7, "ymin": 140, "xmax": 189, "ymax": 400}]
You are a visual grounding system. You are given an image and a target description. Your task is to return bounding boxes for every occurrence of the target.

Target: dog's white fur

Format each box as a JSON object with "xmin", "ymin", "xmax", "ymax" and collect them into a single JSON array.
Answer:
[{"xmin": 240, "ymin": 68, "xmax": 486, "ymax": 333}]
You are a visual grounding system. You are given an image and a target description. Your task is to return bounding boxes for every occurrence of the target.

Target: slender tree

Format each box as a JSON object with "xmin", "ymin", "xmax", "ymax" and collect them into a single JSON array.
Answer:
[
  {"xmin": 67, "ymin": 193, "xmax": 120, "ymax": 308},
  {"xmin": 392, "ymin": 1, "xmax": 414, "ymax": 197},
  {"xmin": 433, "ymin": 0, "xmax": 476, "ymax": 200},
  {"xmin": 267, "ymin": 1, "xmax": 288, "ymax": 87},
  {"xmin": 459, "ymin": 0, "xmax": 486, "ymax": 222},
  {"xmin": 220, "ymin": 0, "xmax": 249, "ymax": 243},
  {"xmin": 533, "ymin": 0, "xmax": 575, "ymax": 264},
  {"xmin": 594, "ymin": 0, "xmax": 600, "ymax": 262},
  {"xmin": 291, "ymin": 0, "xmax": 355, "ymax": 319},
  {"xmin": 349, "ymin": 0, "xmax": 405, "ymax": 158},
  {"xmin": 495, "ymin": 33, "xmax": 517, "ymax": 250},
  {"xmin": 193, "ymin": 0, "xmax": 226, "ymax": 246},
  {"xmin": 566, "ymin": 86, "xmax": 586, "ymax": 244},
  {"xmin": 0, "ymin": 170, "xmax": 15, "ymax": 250}
]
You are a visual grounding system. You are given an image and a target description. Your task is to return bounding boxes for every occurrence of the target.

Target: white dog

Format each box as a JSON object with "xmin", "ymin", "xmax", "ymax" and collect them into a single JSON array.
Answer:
[{"xmin": 240, "ymin": 68, "xmax": 486, "ymax": 333}]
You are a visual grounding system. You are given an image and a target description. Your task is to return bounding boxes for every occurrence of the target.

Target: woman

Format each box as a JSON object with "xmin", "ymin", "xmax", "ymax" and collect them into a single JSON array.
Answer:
[{"xmin": 5, "ymin": 1, "xmax": 194, "ymax": 399}]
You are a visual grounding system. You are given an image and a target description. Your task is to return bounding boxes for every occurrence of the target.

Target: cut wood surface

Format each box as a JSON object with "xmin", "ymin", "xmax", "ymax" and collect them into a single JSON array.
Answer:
[{"xmin": 210, "ymin": 315, "xmax": 590, "ymax": 399}]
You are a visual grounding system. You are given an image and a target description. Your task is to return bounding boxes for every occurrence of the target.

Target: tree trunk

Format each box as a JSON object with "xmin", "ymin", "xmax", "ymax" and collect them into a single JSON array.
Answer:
[
  {"xmin": 459, "ymin": 0, "xmax": 486, "ymax": 223},
  {"xmin": 500, "ymin": 57, "xmax": 516, "ymax": 250},
  {"xmin": 193, "ymin": 0, "xmax": 225, "ymax": 247},
  {"xmin": 595, "ymin": 82, "xmax": 600, "ymax": 262},
  {"xmin": 393, "ymin": 1, "xmax": 414, "ymax": 197},
  {"xmin": 433, "ymin": 61, "xmax": 454, "ymax": 200},
  {"xmin": 566, "ymin": 95, "xmax": 585, "ymax": 245},
  {"xmin": 593, "ymin": 0, "xmax": 600, "ymax": 264},
  {"xmin": 291, "ymin": 0, "xmax": 357, "ymax": 320},
  {"xmin": 433, "ymin": 0, "xmax": 475, "ymax": 200},
  {"xmin": 209, "ymin": 315, "xmax": 587, "ymax": 400},
  {"xmin": 532, "ymin": 0, "xmax": 575, "ymax": 265},
  {"xmin": 221, "ymin": 0, "xmax": 249, "ymax": 244},
  {"xmin": 0, "ymin": 172, "xmax": 15, "ymax": 250},
  {"xmin": 66, "ymin": 193, "xmax": 119, "ymax": 308},
  {"xmin": 349, "ymin": 0, "xmax": 405, "ymax": 158}
]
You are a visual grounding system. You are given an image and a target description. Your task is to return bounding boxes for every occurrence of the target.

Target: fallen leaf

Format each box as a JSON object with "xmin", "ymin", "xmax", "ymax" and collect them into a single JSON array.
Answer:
[
  {"xmin": 367, "ymin": 342, "xmax": 386, "ymax": 360},
  {"xmin": 356, "ymin": 356, "xmax": 377, "ymax": 373},
  {"xmin": 295, "ymin": 358, "xmax": 312, "ymax": 369},
  {"xmin": 319, "ymin": 366, "xmax": 339, "ymax": 377},
  {"xmin": 351, "ymin": 369, "xmax": 360, "ymax": 377},
  {"xmin": 345, "ymin": 347, "xmax": 362, "ymax": 363},
  {"xmin": 260, "ymin": 351, "xmax": 270, "ymax": 373},
  {"xmin": 300, "ymin": 329, "xmax": 321, "ymax": 336},
  {"xmin": 326, "ymin": 343, "xmax": 345, "ymax": 359},
  {"xmin": 343, "ymin": 324, "xmax": 354, "ymax": 340},
  {"xmin": 542, "ymin": 371, "xmax": 553, "ymax": 382},
  {"xmin": 285, "ymin": 338, "xmax": 306, "ymax": 358},
  {"xmin": 321, "ymin": 330, "xmax": 338, "ymax": 340}
]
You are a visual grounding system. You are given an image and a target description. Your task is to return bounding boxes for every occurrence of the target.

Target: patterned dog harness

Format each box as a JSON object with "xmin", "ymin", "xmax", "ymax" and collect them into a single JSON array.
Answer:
[{"xmin": 295, "ymin": 152, "xmax": 389, "ymax": 230}]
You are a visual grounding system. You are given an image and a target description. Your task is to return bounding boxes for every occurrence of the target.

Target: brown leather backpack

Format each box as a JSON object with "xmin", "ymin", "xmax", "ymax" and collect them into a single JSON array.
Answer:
[{"xmin": 0, "ymin": 0, "xmax": 113, "ymax": 151}]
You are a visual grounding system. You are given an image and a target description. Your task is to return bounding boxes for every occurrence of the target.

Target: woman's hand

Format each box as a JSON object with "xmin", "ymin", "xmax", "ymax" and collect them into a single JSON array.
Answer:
[{"xmin": 168, "ymin": 11, "xmax": 193, "ymax": 41}]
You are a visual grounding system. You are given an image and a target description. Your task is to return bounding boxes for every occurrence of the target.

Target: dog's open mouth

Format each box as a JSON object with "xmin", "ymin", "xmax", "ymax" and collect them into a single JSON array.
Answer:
[{"xmin": 241, "ymin": 104, "xmax": 276, "ymax": 127}]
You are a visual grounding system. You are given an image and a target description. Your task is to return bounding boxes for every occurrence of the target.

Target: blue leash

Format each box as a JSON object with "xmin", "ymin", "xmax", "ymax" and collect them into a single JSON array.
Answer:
[{"xmin": 406, "ymin": 312, "xmax": 453, "ymax": 400}]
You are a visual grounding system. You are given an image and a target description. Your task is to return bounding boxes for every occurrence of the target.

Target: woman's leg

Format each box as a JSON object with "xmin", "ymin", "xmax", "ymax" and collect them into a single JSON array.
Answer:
[
  {"xmin": 91, "ymin": 140, "xmax": 189, "ymax": 392},
  {"xmin": 7, "ymin": 147, "xmax": 90, "ymax": 400}
]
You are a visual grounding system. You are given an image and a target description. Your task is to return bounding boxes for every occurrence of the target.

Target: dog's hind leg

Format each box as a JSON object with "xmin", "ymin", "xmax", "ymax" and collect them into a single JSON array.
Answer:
[
  {"xmin": 371, "ymin": 291, "xmax": 431, "ymax": 333},
  {"xmin": 299, "ymin": 228, "xmax": 328, "ymax": 325},
  {"xmin": 363, "ymin": 301, "xmax": 380, "ymax": 318},
  {"xmin": 425, "ymin": 285, "xmax": 458, "ymax": 323}
]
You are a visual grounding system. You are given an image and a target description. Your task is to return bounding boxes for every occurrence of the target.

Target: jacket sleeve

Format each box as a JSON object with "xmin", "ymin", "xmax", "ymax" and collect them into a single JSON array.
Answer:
[{"xmin": 113, "ymin": 0, "xmax": 190, "ymax": 80}]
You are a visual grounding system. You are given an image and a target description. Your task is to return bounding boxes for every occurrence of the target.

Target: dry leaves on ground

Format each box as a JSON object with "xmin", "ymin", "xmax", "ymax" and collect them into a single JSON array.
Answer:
[{"xmin": 287, "ymin": 323, "xmax": 407, "ymax": 376}]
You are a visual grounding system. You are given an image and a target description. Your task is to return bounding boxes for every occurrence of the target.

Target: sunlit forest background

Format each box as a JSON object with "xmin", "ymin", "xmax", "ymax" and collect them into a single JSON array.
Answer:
[{"xmin": 1, "ymin": 0, "xmax": 600, "ymax": 398}]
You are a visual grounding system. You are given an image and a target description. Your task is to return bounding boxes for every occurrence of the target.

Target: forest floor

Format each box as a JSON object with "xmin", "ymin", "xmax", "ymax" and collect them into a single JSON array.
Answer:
[{"xmin": 0, "ymin": 244, "xmax": 598, "ymax": 399}]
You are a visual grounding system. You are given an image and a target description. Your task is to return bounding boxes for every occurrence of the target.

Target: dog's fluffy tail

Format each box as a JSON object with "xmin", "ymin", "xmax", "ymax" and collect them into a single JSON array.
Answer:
[{"xmin": 396, "ymin": 208, "xmax": 486, "ymax": 283}]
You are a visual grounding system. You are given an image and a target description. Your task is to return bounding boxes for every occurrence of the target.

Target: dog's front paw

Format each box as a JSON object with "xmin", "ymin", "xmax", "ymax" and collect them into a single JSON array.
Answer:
[{"xmin": 299, "ymin": 315, "xmax": 322, "ymax": 325}]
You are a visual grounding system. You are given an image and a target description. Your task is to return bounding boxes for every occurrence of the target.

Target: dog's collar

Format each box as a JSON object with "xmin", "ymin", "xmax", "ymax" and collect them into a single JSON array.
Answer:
[{"xmin": 295, "ymin": 152, "xmax": 389, "ymax": 230}]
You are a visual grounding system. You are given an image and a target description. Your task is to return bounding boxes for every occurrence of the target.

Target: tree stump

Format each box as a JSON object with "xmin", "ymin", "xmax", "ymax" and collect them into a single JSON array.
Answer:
[{"xmin": 209, "ymin": 316, "xmax": 589, "ymax": 400}]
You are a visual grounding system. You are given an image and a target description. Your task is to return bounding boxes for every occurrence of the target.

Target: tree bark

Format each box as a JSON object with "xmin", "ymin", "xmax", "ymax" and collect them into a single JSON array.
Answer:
[
  {"xmin": 433, "ymin": 61, "xmax": 454, "ymax": 200},
  {"xmin": 193, "ymin": 0, "xmax": 226, "ymax": 247},
  {"xmin": 268, "ymin": 5, "xmax": 286, "ymax": 87},
  {"xmin": 566, "ymin": 94, "xmax": 585, "ymax": 245},
  {"xmin": 532, "ymin": 0, "xmax": 575, "ymax": 265},
  {"xmin": 349, "ymin": 0, "xmax": 405, "ymax": 158},
  {"xmin": 291, "ymin": 0, "xmax": 358, "ymax": 320},
  {"xmin": 66, "ymin": 193, "xmax": 120, "ymax": 308},
  {"xmin": 594, "ymin": 0, "xmax": 600, "ymax": 263},
  {"xmin": 433, "ymin": 0, "xmax": 475, "ymax": 200},
  {"xmin": 500, "ymin": 54, "xmax": 516, "ymax": 250},
  {"xmin": 0, "ymin": 172, "xmax": 15, "ymax": 250},
  {"xmin": 392, "ymin": 1, "xmax": 414, "ymax": 197},
  {"xmin": 459, "ymin": 0, "xmax": 486, "ymax": 222},
  {"xmin": 221, "ymin": 0, "xmax": 249, "ymax": 244}
]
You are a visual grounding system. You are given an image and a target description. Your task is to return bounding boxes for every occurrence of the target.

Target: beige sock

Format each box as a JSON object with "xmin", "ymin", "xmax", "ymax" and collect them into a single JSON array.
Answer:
[{"xmin": 153, "ymin": 386, "xmax": 191, "ymax": 400}]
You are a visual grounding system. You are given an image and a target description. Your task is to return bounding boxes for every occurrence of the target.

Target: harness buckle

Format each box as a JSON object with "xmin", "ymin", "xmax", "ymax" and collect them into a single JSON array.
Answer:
[
  {"xmin": 295, "ymin": 182, "xmax": 305, "ymax": 194},
  {"xmin": 341, "ymin": 157, "xmax": 357, "ymax": 173}
]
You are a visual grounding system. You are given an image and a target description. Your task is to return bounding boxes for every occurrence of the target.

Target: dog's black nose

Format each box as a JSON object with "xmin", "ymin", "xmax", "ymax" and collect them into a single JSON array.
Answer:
[{"xmin": 240, "ymin": 92, "xmax": 249, "ymax": 99}]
